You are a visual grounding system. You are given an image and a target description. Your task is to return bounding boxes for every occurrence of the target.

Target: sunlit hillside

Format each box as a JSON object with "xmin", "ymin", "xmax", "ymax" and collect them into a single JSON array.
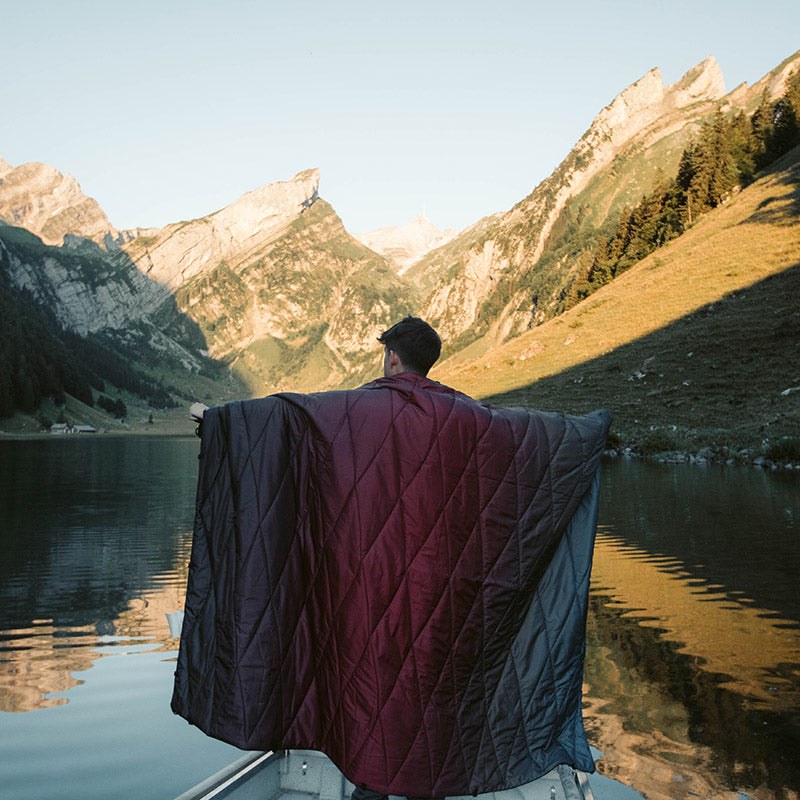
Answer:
[{"xmin": 435, "ymin": 146, "xmax": 800, "ymax": 452}]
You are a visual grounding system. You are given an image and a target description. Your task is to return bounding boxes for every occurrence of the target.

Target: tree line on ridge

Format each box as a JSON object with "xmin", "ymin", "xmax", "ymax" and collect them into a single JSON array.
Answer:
[{"xmin": 572, "ymin": 68, "xmax": 800, "ymax": 300}]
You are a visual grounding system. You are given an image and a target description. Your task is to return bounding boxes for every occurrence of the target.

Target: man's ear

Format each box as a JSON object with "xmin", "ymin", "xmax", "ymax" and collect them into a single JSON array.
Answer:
[{"xmin": 389, "ymin": 350, "xmax": 402, "ymax": 373}]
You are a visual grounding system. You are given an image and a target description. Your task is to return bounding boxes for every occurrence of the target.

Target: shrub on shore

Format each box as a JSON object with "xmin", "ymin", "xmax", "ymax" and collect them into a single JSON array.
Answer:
[
  {"xmin": 765, "ymin": 437, "xmax": 800, "ymax": 462},
  {"xmin": 638, "ymin": 429, "xmax": 679, "ymax": 456}
]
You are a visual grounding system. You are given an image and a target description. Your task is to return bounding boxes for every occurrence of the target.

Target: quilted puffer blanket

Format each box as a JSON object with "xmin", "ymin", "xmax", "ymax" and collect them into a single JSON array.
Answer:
[{"xmin": 172, "ymin": 374, "xmax": 611, "ymax": 797}]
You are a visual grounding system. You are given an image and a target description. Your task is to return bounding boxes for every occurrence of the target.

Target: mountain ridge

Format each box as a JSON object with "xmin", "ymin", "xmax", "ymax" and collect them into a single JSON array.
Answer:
[
  {"xmin": 1, "ymin": 49, "xmax": 799, "ymax": 442},
  {"xmin": 0, "ymin": 162, "xmax": 416, "ymax": 399},
  {"xmin": 413, "ymin": 50, "xmax": 800, "ymax": 346},
  {"xmin": 123, "ymin": 168, "xmax": 321, "ymax": 291},
  {"xmin": 0, "ymin": 161, "xmax": 117, "ymax": 246}
]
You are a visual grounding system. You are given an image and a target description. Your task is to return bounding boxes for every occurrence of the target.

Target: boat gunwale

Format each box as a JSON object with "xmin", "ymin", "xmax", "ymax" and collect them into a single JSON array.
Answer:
[{"xmin": 173, "ymin": 750, "xmax": 275, "ymax": 800}]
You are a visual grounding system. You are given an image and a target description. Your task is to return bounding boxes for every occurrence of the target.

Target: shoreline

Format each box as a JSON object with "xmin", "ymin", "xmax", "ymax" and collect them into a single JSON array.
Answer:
[
  {"xmin": 0, "ymin": 430, "xmax": 199, "ymax": 441},
  {"xmin": 603, "ymin": 443, "xmax": 800, "ymax": 472},
  {"xmin": 0, "ymin": 421, "xmax": 198, "ymax": 440},
  {"xmin": 0, "ymin": 404, "xmax": 198, "ymax": 440},
  {"xmin": 3, "ymin": 425, "xmax": 798, "ymax": 474}
]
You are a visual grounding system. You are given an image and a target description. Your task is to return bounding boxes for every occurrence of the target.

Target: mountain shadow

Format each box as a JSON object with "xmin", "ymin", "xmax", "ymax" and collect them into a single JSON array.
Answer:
[
  {"xmin": 483, "ymin": 261, "xmax": 800, "ymax": 447},
  {"xmin": 740, "ymin": 152, "xmax": 800, "ymax": 226},
  {"xmin": 0, "ymin": 221, "xmax": 250, "ymax": 419}
]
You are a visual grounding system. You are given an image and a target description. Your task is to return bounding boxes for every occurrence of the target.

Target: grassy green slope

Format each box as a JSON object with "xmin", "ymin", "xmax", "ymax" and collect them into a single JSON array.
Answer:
[
  {"xmin": 435, "ymin": 146, "xmax": 800, "ymax": 453},
  {"xmin": 174, "ymin": 198, "xmax": 418, "ymax": 395}
]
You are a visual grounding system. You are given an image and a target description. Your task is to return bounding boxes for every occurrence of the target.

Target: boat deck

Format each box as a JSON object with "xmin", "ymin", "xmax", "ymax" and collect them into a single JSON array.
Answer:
[{"xmin": 174, "ymin": 749, "xmax": 595, "ymax": 800}]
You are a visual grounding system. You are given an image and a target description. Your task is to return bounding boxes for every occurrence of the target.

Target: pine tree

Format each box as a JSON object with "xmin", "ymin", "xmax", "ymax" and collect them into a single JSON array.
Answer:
[
  {"xmin": 688, "ymin": 112, "xmax": 738, "ymax": 213},
  {"xmin": 586, "ymin": 236, "xmax": 616, "ymax": 289},
  {"xmin": 0, "ymin": 356, "xmax": 13, "ymax": 418},
  {"xmin": 675, "ymin": 145, "xmax": 698, "ymax": 224},
  {"xmin": 771, "ymin": 98, "xmax": 800, "ymax": 155},
  {"xmin": 729, "ymin": 111, "xmax": 757, "ymax": 185},
  {"xmin": 751, "ymin": 91, "xmax": 775, "ymax": 169}
]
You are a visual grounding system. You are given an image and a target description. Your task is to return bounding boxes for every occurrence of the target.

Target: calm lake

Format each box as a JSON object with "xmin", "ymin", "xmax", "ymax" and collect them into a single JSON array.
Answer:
[{"xmin": 0, "ymin": 438, "xmax": 798, "ymax": 800}]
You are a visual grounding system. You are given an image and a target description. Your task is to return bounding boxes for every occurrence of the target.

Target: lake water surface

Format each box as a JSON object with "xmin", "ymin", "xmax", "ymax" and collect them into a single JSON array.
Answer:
[{"xmin": 0, "ymin": 438, "xmax": 798, "ymax": 800}]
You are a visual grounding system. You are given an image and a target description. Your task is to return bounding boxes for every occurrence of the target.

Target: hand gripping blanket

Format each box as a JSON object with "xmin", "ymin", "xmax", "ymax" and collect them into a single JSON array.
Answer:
[{"xmin": 172, "ymin": 374, "xmax": 611, "ymax": 797}]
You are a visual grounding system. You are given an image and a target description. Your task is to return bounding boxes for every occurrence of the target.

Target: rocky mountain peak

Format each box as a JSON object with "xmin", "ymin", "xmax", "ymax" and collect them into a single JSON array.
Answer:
[
  {"xmin": 666, "ymin": 55, "xmax": 726, "ymax": 107},
  {"xmin": 211, "ymin": 168, "xmax": 320, "ymax": 239},
  {"xmin": 588, "ymin": 56, "xmax": 725, "ymax": 154},
  {"xmin": 121, "ymin": 168, "xmax": 322, "ymax": 290},
  {"xmin": 0, "ymin": 156, "xmax": 116, "ymax": 244},
  {"xmin": 730, "ymin": 50, "xmax": 800, "ymax": 109},
  {"xmin": 500, "ymin": 55, "xmax": 729, "ymax": 263},
  {"xmin": 591, "ymin": 67, "xmax": 665, "ymax": 136},
  {"xmin": 353, "ymin": 214, "xmax": 457, "ymax": 272},
  {"xmin": 418, "ymin": 54, "xmax": 736, "ymax": 343},
  {"xmin": 0, "ymin": 159, "xmax": 116, "ymax": 245}
]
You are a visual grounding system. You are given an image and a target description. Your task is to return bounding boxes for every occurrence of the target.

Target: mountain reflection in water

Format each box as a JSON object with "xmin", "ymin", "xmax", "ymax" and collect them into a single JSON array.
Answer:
[
  {"xmin": 0, "ymin": 438, "xmax": 198, "ymax": 714},
  {"xmin": 590, "ymin": 531, "xmax": 800, "ymax": 707},
  {"xmin": 0, "ymin": 442, "xmax": 798, "ymax": 800},
  {"xmin": 0, "ymin": 554, "xmax": 191, "ymax": 712},
  {"xmin": 583, "ymin": 460, "xmax": 800, "ymax": 800}
]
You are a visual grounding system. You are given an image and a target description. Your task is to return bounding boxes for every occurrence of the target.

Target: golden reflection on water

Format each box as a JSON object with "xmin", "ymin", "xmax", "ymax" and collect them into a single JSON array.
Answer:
[
  {"xmin": 590, "ymin": 529, "xmax": 800, "ymax": 707},
  {"xmin": 584, "ymin": 528, "xmax": 800, "ymax": 800},
  {"xmin": 0, "ymin": 564, "xmax": 188, "ymax": 713},
  {"xmin": 0, "ymin": 622, "xmax": 95, "ymax": 712}
]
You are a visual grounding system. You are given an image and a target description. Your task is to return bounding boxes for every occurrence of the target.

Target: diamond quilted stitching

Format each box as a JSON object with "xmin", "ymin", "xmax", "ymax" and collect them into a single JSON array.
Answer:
[{"xmin": 173, "ymin": 380, "xmax": 610, "ymax": 795}]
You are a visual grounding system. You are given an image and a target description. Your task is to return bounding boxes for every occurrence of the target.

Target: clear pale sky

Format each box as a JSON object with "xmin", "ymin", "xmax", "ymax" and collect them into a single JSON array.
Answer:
[{"xmin": 2, "ymin": 0, "xmax": 798, "ymax": 235}]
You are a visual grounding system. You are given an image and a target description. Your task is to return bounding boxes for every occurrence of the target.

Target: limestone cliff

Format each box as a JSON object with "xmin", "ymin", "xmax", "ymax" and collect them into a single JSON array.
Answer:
[
  {"xmin": 115, "ymin": 168, "xmax": 421, "ymax": 392},
  {"xmin": 721, "ymin": 50, "xmax": 800, "ymax": 114},
  {"xmin": 0, "ymin": 224, "xmax": 167, "ymax": 336},
  {"xmin": 0, "ymin": 161, "xmax": 116, "ymax": 246}
]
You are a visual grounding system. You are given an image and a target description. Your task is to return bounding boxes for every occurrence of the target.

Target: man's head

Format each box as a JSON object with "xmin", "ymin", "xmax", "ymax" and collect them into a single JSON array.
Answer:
[{"xmin": 378, "ymin": 316, "xmax": 442, "ymax": 377}]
